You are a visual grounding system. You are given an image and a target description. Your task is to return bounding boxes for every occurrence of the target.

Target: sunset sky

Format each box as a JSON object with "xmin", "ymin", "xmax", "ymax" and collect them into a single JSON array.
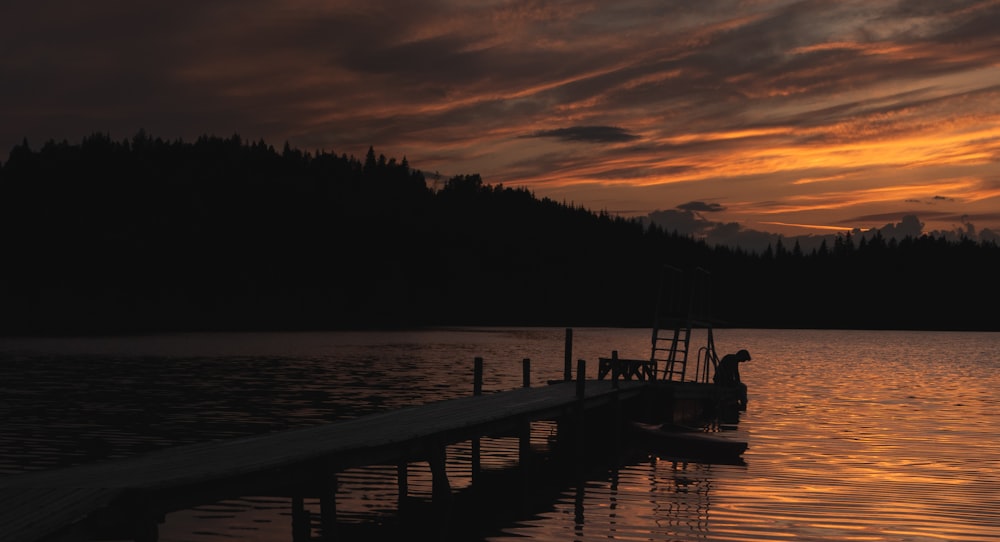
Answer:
[{"xmin": 3, "ymin": 1, "xmax": 999, "ymax": 248}]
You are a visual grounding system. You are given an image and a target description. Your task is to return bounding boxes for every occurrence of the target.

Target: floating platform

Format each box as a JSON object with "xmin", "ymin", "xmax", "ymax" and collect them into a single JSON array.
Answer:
[{"xmin": 627, "ymin": 421, "xmax": 748, "ymax": 463}]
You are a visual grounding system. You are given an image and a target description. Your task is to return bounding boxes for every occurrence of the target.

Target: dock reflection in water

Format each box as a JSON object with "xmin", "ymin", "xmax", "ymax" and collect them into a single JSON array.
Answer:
[{"xmin": 158, "ymin": 422, "xmax": 745, "ymax": 542}]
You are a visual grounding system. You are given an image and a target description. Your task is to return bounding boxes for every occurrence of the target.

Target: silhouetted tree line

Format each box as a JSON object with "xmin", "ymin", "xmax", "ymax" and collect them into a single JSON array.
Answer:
[{"xmin": 1, "ymin": 132, "xmax": 997, "ymax": 334}]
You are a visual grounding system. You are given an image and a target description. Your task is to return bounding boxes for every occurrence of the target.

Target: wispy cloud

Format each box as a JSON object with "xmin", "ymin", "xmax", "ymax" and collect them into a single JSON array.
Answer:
[
  {"xmin": 679, "ymin": 201, "xmax": 726, "ymax": 213},
  {"xmin": 525, "ymin": 126, "xmax": 640, "ymax": 143}
]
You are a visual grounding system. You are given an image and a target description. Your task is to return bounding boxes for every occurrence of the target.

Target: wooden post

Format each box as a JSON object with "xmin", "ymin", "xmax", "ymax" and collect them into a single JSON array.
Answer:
[
  {"xmin": 474, "ymin": 357, "xmax": 483, "ymax": 396},
  {"xmin": 472, "ymin": 435, "xmax": 481, "ymax": 484},
  {"xmin": 132, "ymin": 511, "xmax": 159, "ymax": 542},
  {"xmin": 397, "ymin": 461, "xmax": 408, "ymax": 510},
  {"xmin": 518, "ymin": 413, "xmax": 532, "ymax": 515},
  {"xmin": 612, "ymin": 374, "xmax": 622, "ymax": 453},
  {"xmin": 564, "ymin": 328, "xmax": 573, "ymax": 381},
  {"xmin": 429, "ymin": 445, "xmax": 451, "ymax": 500},
  {"xmin": 291, "ymin": 495, "xmax": 310, "ymax": 542},
  {"xmin": 574, "ymin": 481, "xmax": 585, "ymax": 528},
  {"xmin": 611, "ymin": 350, "xmax": 619, "ymax": 389},
  {"xmin": 428, "ymin": 443, "xmax": 453, "ymax": 539},
  {"xmin": 473, "ymin": 356, "xmax": 483, "ymax": 484},
  {"xmin": 574, "ymin": 359, "xmax": 586, "ymax": 473},
  {"xmin": 519, "ymin": 356, "xmax": 532, "ymax": 467},
  {"xmin": 519, "ymin": 416, "xmax": 531, "ymax": 469},
  {"xmin": 320, "ymin": 472, "xmax": 337, "ymax": 541},
  {"xmin": 128, "ymin": 498, "xmax": 162, "ymax": 542}
]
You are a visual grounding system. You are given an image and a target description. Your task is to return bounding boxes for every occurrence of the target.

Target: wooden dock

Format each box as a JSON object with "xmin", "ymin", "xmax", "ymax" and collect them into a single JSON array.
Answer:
[{"xmin": 1, "ymin": 369, "xmax": 648, "ymax": 542}]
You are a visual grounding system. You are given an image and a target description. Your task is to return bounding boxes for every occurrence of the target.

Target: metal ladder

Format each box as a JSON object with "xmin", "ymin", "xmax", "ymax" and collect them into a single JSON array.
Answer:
[
  {"xmin": 650, "ymin": 265, "xmax": 713, "ymax": 382},
  {"xmin": 653, "ymin": 325, "xmax": 690, "ymax": 381}
]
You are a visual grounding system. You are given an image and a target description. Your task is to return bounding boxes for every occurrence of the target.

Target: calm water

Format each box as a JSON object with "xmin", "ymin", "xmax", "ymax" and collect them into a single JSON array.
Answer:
[{"xmin": 2, "ymin": 327, "xmax": 999, "ymax": 541}]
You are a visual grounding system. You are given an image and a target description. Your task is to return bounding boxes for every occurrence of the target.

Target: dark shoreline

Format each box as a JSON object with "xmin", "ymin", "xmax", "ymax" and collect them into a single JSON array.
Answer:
[{"xmin": 4, "ymin": 133, "xmax": 998, "ymax": 337}]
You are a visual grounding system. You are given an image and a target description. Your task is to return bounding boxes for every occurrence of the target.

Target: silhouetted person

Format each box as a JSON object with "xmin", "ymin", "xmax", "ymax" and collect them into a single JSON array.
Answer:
[{"xmin": 714, "ymin": 349, "xmax": 751, "ymax": 385}]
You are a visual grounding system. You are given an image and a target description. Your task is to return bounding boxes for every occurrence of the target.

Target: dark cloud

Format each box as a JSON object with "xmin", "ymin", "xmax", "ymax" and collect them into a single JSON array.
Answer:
[
  {"xmin": 647, "ymin": 201, "xmax": 733, "ymax": 237},
  {"xmin": 646, "ymin": 209, "xmax": 713, "ymax": 237},
  {"xmin": 678, "ymin": 201, "xmax": 726, "ymax": 213},
  {"xmin": 526, "ymin": 126, "xmax": 640, "ymax": 143},
  {"xmin": 706, "ymin": 222, "xmax": 779, "ymax": 252},
  {"xmin": 877, "ymin": 214, "xmax": 925, "ymax": 239},
  {"xmin": 845, "ymin": 210, "xmax": 952, "ymax": 225}
]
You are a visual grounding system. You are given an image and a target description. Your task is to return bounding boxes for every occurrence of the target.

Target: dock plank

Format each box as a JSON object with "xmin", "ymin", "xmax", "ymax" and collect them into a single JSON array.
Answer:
[{"xmin": 0, "ymin": 488, "xmax": 119, "ymax": 542}]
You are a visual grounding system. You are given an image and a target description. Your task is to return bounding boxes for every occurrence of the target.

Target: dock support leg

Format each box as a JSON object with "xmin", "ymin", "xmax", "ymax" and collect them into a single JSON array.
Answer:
[
  {"xmin": 397, "ymin": 461, "xmax": 409, "ymax": 512},
  {"xmin": 131, "ymin": 502, "xmax": 161, "ymax": 542},
  {"xmin": 428, "ymin": 444, "xmax": 453, "ymax": 539},
  {"xmin": 472, "ymin": 356, "xmax": 484, "ymax": 488},
  {"xmin": 519, "ymin": 418, "xmax": 531, "ymax": 469},
  {"xmin": 133, "ymin": 517, "xmax": 158, "ymax": 542},
  {"xmin": 612, "ymin": 389, "xmax": 622, "ymax": 454},
  {"xmin": 575, "ymin": 359, "xmax": 586, "ymax": 472},
  {"xmin": 574, "ymin": 480, "xmax": 585, "ymax": 535},
  {"xmin": 428, "ymin": 445, "xmax": 452, "ymax": 503},
  {"xmin": 291, "ymin": 495, "xmax": 310, "ymax": 542},
  {"xmin": 518, "ymin": 418, "xmax": 533, "ymax": 515},
  {"xmin": 471, "ymin": 437, "xmax": 481, "ymax": 485},
  {"xmin": 320, "ymin": 472, "xmax": 337, "ymax": 541}
]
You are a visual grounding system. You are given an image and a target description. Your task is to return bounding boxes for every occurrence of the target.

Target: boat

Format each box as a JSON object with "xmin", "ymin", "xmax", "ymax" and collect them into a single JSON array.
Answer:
[{"xmin": 627, "ymin": 421, "xmax": 748, "ymax": 462}]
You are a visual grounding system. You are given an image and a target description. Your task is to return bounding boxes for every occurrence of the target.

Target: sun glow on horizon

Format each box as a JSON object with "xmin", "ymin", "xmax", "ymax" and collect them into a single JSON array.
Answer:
[{"xmin": 759, "ymin": 221, "xmax": 857, "ymax": 232}]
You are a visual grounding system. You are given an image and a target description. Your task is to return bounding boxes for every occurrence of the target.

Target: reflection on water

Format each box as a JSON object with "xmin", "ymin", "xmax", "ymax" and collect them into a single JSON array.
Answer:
[
  {"xmin": 2, "ymin": 328, "xmax": 1000, "ymax": 541},
  {"xmin": 154, "ymin": 431, "xmax": 740, "ymax": 542}
]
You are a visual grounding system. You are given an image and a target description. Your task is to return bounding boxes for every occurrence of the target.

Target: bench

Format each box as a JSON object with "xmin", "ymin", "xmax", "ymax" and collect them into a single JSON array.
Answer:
[{"xmin": 598, "ymin": 351, "xmax": 657, "ymax": 381}]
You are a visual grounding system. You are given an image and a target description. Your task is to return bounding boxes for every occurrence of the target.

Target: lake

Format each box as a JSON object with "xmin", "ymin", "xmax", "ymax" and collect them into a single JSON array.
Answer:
[{"xmin": 2, "ymin": 327, "xmax": 999, "ymax": 541}]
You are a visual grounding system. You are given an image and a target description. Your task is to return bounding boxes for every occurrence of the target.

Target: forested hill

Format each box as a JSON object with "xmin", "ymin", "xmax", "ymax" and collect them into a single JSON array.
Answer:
[{"xmin": 1, "ymin": 132, "xmax": 997, "ymax": 335}]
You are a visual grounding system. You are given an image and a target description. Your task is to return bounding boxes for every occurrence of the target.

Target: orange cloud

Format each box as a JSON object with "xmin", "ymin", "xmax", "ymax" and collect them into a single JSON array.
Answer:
[{"xmin": 5, "ymin": 0, "xmax": 1000, "ymax": 243}]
